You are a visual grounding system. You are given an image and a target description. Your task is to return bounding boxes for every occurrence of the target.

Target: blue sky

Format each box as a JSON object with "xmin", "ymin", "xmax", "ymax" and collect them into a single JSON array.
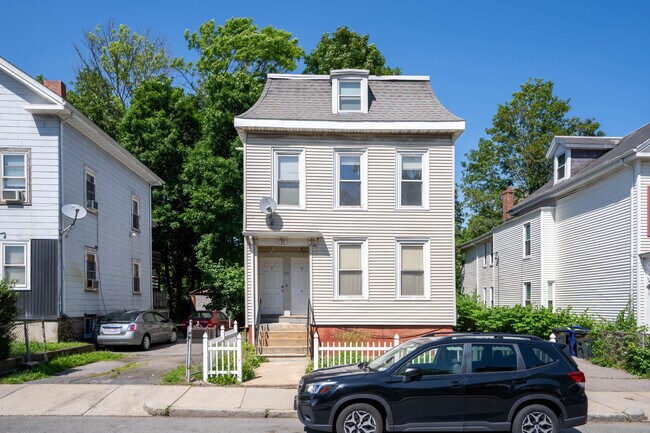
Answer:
[{"xmin": 1, "ymin": 0, "xmax": 648, "ymax": 183}]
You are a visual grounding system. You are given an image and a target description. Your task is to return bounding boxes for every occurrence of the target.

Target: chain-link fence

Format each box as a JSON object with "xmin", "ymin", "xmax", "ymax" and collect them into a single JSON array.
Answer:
[
  {"xmin": 1, "ymin": 320, "xmax": 49, "ymax": 375},
  {"xmin": 184, "ymin": 320, "xmax": 218, "ymax": 383}
]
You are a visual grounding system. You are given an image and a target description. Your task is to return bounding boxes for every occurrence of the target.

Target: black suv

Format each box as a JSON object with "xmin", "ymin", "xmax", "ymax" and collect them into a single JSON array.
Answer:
[{"xmin": 296, "ymin": 333, "xmax": 587, "ymax": 433}]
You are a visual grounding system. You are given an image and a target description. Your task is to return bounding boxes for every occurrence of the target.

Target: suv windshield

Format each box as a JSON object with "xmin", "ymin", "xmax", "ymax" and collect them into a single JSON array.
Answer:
[
  {"xmin": 367, "ymin": 341, "xmax": 422, "ymax": 371},
  {"xmin": 102, "ymin": 311, "xmax": 140, "ymax": 323}
]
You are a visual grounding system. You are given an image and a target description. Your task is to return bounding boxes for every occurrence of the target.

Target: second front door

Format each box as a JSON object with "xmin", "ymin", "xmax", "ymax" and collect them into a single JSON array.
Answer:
[{"xmin": 291, "ymin": 257, "xmax": 309, "ymax": 315}]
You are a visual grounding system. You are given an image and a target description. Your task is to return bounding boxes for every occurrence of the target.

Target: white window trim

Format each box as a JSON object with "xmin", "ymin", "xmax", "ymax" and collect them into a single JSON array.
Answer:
[
  {"xmin": 334, "ymin": 238, "xmax": 368, "ymax": 300},
  {"xmin": 523, "ymin": 223, "xmax": 531, "ymax": 259},
  {"xmin": 2, "ymin": 242, "xmax": 30, "ymax": 291},
  {"xmin": 132, "ymin": 258, "xmax": 141, "ymax": 294},
  {"xmin": 131, "ymin": 195, "xmax": 140, "ymax": 232},
  {"xmin": 272, "ymin": 148, "xmax": 305, "ymax": 210},
  {"xmin": 523, "ymin": 282, "xmax": 532, "ymax": 306},
  {"xmin": 396, "ymin": 150, "xmax": 429, "ymax": 210},
  {"xmin": 85, "ymin": 247, "xmax": 99, "ymax": 292},
  {"xmin": 331, "ymin": 77, "xmax": 368, "ymax": 114},
  {"xmin": 84, "ymin": 166, "xmax": 98, "ymax": 213},
  {"xmin": 395, "ymin": 238, "xmax": 430, "ymax": 300},
  {"xmin": 487, "ymin": 241, "xmax": 493, "ymax": 267},
  {"xmin": 547, "ymin": 281, "xmax": 555, "ymax": 310},
  {"xmin": 0, "ymin": 149, "xmax": 30, "ymax": 205},
  {"xmin": 553, "ymin": 148, "xmax": 571, "ymax": 184},
  {"xmin": 334, "ymin": 149, "xmax": 367, "ymax": 210}
]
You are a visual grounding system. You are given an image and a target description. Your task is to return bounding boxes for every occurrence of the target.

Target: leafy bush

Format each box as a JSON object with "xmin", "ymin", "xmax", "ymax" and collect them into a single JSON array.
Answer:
[{"xmin": 0, "ymin": 280, "xmax": 20, "ymax": 361}]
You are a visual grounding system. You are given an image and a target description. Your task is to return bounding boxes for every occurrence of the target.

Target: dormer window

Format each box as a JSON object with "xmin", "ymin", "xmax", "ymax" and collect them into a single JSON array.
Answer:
[
  {"xmin": 339, "ymin": 81, "xmax": 361, "ymax": 111},
  {"xmin": 331, "ymin": 69, "xmax": 369, "ymax": 114},
  {"xmin": 557, "ymin": 153, "xmax": 566, "ymax": 180}
]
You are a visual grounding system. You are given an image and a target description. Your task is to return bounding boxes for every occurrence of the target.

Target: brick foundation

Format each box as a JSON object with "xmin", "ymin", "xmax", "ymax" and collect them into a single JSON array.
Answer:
[{"xmin": 313, "ymin": 325, "xmax": 453, "ymax": 344}]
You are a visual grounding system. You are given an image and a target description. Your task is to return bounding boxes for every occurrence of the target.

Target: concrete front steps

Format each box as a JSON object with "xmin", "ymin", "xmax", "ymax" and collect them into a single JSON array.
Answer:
[{"xmin": 258, "ymin": 322, "xmax": 309, "ymax": 359}]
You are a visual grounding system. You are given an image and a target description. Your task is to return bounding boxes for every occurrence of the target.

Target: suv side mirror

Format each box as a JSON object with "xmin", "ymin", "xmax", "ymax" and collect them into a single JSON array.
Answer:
[{"xmin": 402, "ymin": 366, "xmax": 421, "ymax": 382}]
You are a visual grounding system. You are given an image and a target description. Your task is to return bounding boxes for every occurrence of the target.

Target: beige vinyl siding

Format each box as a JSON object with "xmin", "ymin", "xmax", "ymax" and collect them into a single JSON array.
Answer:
[
  {"xmin": 493, "ymin": 211, "xmax": 542, "ymax": 306},
  {"xmin": 244, "ymin": 133, "xmax": 455, "ymax": 326},
  {"xmin": 555, "ymin": 167, "xmax": 632, "ymax": 320},
  {"xmin": 540, "ymin": 208, "xmax": 556, "ymax": 306}
]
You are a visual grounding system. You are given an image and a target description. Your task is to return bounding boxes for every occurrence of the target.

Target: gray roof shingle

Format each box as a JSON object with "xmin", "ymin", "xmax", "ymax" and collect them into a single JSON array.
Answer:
[{"xmin": 237, "ymin": 76, "xmax": 462, "ymax": 122}]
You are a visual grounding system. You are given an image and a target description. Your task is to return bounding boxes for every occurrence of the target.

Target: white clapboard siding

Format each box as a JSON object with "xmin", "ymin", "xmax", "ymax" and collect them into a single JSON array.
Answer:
[
  {"xmin": 555, "ymin": 167, "xmax": 631, "ymax": 320},
  {"xmin": 461, "ymin": 246, "xmax": 478, "ymax": 295},
  {"xmin": 244, "ymin": 133, "xmax": 455, "ymax": 326},
  {"xmin": 493, "ymin": 211, "xmax": 542, "ymax": 306},
  {"xmin": 61, "ymin": 124, "xmax": 152, "ymax": 316},
  {"xmin": 638, "ymin": 161, "xmax": 650, "ymax": 326},
  {"xmin": 0, "ymin": 69, "xmax": 59, "ymax": 240}
]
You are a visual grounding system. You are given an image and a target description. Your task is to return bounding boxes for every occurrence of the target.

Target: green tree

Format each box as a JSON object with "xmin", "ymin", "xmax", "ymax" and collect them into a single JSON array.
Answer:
[
  {"xmin": 460, "ymin": 78, "xmax": 603, "ymax": 238},
  {"xmin": 304, "ymin": 26, "xmax": 399, "ymax": 75},
  {"xmin": 69, "ymin": 21, "xmax": 171, "ymax": 138}
]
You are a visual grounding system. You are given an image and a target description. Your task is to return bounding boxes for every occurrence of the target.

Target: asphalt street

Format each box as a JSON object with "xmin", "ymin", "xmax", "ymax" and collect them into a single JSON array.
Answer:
[{"xmin": 0, "ymin": 417, "xmax": 648, "ymax": 433}]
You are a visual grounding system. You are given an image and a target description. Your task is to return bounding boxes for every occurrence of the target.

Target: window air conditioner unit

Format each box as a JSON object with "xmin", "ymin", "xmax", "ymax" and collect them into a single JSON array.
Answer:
[
  {"xmin": 87, "ymin": 279, "xmax": 99, "ymax": 290},
  {"xmin": 86, "ymin": 200, "xmax": 98, "ymax": 210},
  {"xmin": 3, "ymin": 190, "xmax": 26, "ymax": 202}
]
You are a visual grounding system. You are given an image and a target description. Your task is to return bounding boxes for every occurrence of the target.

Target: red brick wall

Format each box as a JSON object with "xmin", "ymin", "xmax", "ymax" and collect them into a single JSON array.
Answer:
[{"xmin": 313, "ymin": 325, "xmax": 453, "ymax": 344}]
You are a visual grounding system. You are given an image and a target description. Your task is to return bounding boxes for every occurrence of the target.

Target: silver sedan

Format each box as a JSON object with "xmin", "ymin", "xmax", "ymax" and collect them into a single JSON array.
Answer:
[{"xmin": 96, "ymin": 310, "xmax": 178, "ymax": 350}]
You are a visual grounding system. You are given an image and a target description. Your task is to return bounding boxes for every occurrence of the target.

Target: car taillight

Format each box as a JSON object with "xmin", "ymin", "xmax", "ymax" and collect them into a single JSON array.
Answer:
[
  {"xmin": 127, "ymin": 323, "xmax": 137, "ymax": 332},
  {"xmin": 568, "ymin": 371, "xmax": 585, "ymax": 383}
]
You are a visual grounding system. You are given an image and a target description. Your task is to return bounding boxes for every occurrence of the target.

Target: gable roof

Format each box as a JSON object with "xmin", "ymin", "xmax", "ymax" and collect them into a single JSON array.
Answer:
[
  {"xmin": 0, "ymin": 57, "xmax": 163, "ymax": 186},
  {"xmin": 235, "ymin": 74, "xmax": 465, "ymax": 137}
]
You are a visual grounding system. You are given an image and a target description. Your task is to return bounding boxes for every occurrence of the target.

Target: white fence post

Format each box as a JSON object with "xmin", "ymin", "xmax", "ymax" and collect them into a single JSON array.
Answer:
[
  {"xmin": 394, "ymin": 334, "xmax": 400, "ymax": 347},
  {"xmin": 220, "ymin": 325, "xmax": 225, "ymax": 339},
  {"xmin": 236, "ymin": 333, "xmax": 243, "ymax": 382},
  {"xmin": 202, "ymin": 331, "xmax": 208, "ymax": 381},
  {"xmin": 233, "ymin": 320, "xmax": 238, "ymax": 333},
  {"xmin": 549, "ymin": 333, "xmax": 556, "ymax": 343},
  {"xmin": 313, "ymin": 332, "xmax": 320, "ymax": 370}
]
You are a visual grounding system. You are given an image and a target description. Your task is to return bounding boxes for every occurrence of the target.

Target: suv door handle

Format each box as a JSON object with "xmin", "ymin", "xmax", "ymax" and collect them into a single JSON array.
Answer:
[{"xmin": 450, "ymin": 381, "xmax": 463, "ymax": 388}]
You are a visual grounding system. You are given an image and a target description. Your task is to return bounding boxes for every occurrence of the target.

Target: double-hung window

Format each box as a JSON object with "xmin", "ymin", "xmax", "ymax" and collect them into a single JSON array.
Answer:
[
  {"xmin": 338, "ymin": 81, "xmax": 362, "ymax": 112},
  {"xmin": 523, "ymin": 223, "xmax": 531, "ymax": 257},
  {"xmin": 556, "ymin": 153, "xmax": 566, "ymax": 180},
  {"xmin": 274, "ymin": 150, "xmax": 304, "ymax": 208},
  {"xmin": 3, "ymin": 243, "xmax": 28, "ymax": 289},
  {"xmin": 397, "ymin": 240, "xmax": 429, "ymax": 298},
  {"xmin": 85, "ymin": 248, "xmax": 99, "ymax": 291},
  {"xmin": 1, "ymin": 152, "xmax": 28, "ymax": 203},
  {"xmin": 336, "ymin": 151, "xmax": 366, "ymax": 208},
  {"xmin": 132, "ymin": 259, "xmax": 141, "ymax": 294},
  {"xmin": 523, "ymin": 282, "xmax": 532, "ymax": 306},
  {"xmin": 335, "ymin": 240, "xmax": 367, "ymax": 299},
  {"xmin": 398, "ymin": 151, "xmax": 428, "ymax": 208},
  {"xmin": 132, "ymin": 196, "xmax": 140, "ymax": 231},
  {"xmin": 85, "ymin": 167, "xmax": 98, "ymax": 211},
  {"xmin": 547, "ymin": 281, "xmax": 555, "ymax": 310}
]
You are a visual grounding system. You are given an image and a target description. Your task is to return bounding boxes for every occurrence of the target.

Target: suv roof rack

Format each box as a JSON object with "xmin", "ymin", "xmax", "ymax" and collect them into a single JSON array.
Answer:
[{"xmin": 423, "ymin": 331, "xmax": 544, "ymax": 341}]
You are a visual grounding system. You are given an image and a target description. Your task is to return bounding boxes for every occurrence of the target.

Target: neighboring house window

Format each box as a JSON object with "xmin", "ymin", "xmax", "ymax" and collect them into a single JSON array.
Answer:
[
  {"xmin": 132, "ymin": 259, "xmax": 141, "ymax": 294},
  {"xmin": 274, "ymin": 150, "xmax": 304, "ymax": 207},
  {"xmin": 482, "ymin": 287, "xmax": 487, "ymax": 305},
  {"xmin": 3, "ymin": 243, "xmax": 28, "ymax": 290},
  {"xmin": 83, "ymin": 315, "xmax": 97, "ymax": 339},
  {"xmin": 85, "ymin": 167, "xmax": 98, "ymax": 211},
  {"xmin": 397, "ymin": 241, "xmax": 429, "ymax": 298},
  {"xmin": 556, "ymin": 153, "xmax": 566, "ymax": 180},
  {"xmin": 547, "ymin": 281, "xmax": 555, "ymax": 310},
  {"xmin": 523, "ymin": 282, "xmax": 532, "ymax": 306},
  {"xmin": 339, "ymin": 81, "xmax": 362, "ymax": 112},
  {"xmin": 487, "ymin": 241, "xmax": 493, "ymax": 266},
  {"xmin": 132, "ymin": 196, "xmax": 140, "ymax": 231},
  {"xmin": 335, "ymin": 240, "xmax": 367, "ymax": 299},
  {"xmin": 523, "ymin": 223, "xmax": 531, "ymax": 257},
  {"xmin": 1, "ymin": 152, "xmax": 28, "ymax": 203},
  {"xmin": 85, "ymin": 248, "xmax": 99, "ymax": 291},
  {"xmin": 490, "ymin": 287, "xmax": 494, "ymax": 307},
  {"xmin": 398, "ymin": 151, "xmax": 428, "ymax": 208},
  {"xmin": 336, "ymin": 151, "xmax": 366, "ymax": 208}
]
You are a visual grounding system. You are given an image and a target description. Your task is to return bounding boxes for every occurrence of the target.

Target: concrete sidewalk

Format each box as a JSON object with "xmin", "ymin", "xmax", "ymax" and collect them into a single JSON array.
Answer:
[{"xmin": 0, "ymin": 382, "xmax": 648, "ymax": 421}]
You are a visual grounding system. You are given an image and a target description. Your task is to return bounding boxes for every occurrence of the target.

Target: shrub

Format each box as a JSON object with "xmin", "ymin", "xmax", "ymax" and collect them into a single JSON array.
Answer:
[{"xmin": 0, "ymin": 280, "xmax": 20, "ymax": 361}]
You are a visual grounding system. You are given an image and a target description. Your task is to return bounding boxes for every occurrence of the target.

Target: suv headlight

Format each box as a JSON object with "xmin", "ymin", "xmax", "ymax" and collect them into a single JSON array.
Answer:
[{"xmin": 305, "ymin": 381, "xmax": 336, "ymax": 395}]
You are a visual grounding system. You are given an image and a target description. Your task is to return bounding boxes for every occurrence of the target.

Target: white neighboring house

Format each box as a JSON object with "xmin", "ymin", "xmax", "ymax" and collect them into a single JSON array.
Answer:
[
  {"xmin": 235, "ymin": 69, "xmax": 465, "ymax": 352},
  {"xmin": 460, "ymin": 124, "xmax": 650, "ymax": 327},
  {"xmin": 0, "ymin": 57, "xmax": 162, "ymax": 340}
]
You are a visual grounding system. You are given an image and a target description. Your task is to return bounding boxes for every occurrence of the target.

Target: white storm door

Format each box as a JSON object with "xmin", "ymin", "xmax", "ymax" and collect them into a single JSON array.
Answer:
[
  {"xmin": 260, "ymin": 257, "xmax": 284, "ymax": 315},
  {"xmin": 291, "ymin": 257, "xmax": 309, "ymax": 315}
]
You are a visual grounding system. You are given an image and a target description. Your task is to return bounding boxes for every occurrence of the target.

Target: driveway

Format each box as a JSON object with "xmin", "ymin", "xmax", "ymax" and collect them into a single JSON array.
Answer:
[
  {"xmin": 575, "ymin": 358, "xmax": 650, "ymax": 392},
  {"xmin": 33, "ymin": 338, "xmax": 192, "ymax": 385}
]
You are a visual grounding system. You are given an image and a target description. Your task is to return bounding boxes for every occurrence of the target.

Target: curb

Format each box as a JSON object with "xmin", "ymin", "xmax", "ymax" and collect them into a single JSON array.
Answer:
[
  {"xmin": 144, "ymin": 402, "xmax": 297, "ymax": 418},
  {"xmin": 588, "ymin": 410, "xmax": 647, "ymax": 423}
]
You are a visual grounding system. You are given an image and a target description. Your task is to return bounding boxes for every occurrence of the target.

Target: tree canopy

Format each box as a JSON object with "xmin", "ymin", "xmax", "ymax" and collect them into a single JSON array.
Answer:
[
  {"xmin": 304, "ymin": 26, "xmax": 399, "ymax": 75},
  {"xmin": 460, "ymin": 78, "xmax": 603, "ymax": 239}
]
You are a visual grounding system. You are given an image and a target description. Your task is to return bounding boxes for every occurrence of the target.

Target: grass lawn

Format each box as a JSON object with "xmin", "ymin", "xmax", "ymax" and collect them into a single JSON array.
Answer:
[
  {"xmin": 9, "ymin": 341, "xmax": 87, "ymax": 358},
  {"xmin": 161, "ymin": 364, "xmax": 200, "ymax": 385},
  {"xmin": 0, "ymin": 351, "xmax": 124, "ymax": 384}
]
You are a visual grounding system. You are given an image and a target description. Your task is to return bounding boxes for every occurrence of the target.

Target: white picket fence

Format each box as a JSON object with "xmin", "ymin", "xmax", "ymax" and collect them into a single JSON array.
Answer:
[
  {"xmin": 202, "ymin": 321, "xmax": 242, "ymax": 382},
  {"xmin": 313, "ymin": 333, "xmax": 400, "ymax": 370}
]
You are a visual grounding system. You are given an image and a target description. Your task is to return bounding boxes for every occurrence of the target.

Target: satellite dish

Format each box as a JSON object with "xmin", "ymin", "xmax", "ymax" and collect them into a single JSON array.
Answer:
[
  {"xmin": 62, "ymin": 204, "xmax": 87, "ymax": 220},
  {"xmin": 259, "ymin": 197, "xmax": 277, "ymax": 215}
]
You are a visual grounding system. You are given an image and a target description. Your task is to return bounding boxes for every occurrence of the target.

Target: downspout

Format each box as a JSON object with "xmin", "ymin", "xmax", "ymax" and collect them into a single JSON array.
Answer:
[
  {"xmin": 623, "ymin": 156, "xmax": 638, "ymax": 321},
  {"xmin": 58, "ymin": 111, "xmax": 73, "ymax": 318},
  {"xmin": 635, "ymin": 159, "xmax": 643, "ymax": 324}
]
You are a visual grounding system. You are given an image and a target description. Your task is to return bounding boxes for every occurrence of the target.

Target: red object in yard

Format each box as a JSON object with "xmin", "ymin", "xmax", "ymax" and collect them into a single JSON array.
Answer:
[{"xmin": 179, "ymin": 310, "xmax": 229, "ymax": 334}]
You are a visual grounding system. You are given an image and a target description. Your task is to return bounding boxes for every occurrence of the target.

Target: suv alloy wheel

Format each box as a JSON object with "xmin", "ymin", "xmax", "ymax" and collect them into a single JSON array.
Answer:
[
  {"xmin": 336, "ymin": 403, "xmax": 383, "ymax": 433},
  {"xmin": 512, "ymin": 404, "xmax": 559, "ymax": 433}
]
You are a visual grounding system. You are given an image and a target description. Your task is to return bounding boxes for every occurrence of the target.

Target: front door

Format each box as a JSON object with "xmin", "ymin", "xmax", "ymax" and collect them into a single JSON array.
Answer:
[
  {"xmin": 260, "ymin": 257, "xmax": 284, "ymax": 315},
  {"xmin": 290, "ymin": 257, "xmax": 309, "ymax": 315}
]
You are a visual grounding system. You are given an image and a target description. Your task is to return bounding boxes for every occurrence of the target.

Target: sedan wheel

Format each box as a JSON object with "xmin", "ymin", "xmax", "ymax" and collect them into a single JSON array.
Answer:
[
  {"xmin": 140, "ymin": 334, "xmax": 151, "ymax": 351},
  {"xmin": 513, "ymin": 404, "xmax": 558, "ymax": 433},
  {"xmin": 169, "ymin": 329, "xmax": 178, "ymax": 344},
  {"xmin": 336, "ymin": 403, "xmax": 383, "ymax": 433}
]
